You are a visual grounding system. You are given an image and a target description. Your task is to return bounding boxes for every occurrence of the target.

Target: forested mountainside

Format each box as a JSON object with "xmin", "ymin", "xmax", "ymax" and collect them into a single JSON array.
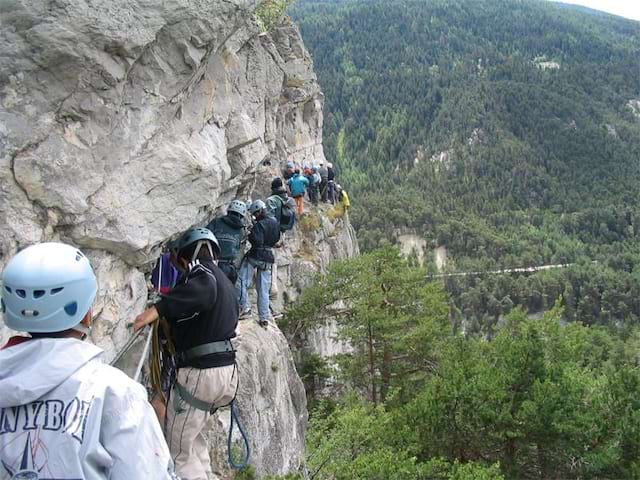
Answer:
[{"xmin": 291, "ymin": 0, "xmax": 640, "ymax": 330}]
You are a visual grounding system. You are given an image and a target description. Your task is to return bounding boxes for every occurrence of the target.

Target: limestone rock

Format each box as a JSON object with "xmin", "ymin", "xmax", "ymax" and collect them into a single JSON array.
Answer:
[
  {"xmin": 207, "ymin": 320, "xmax": 308, "ymax": 479},
  {"xmin": 0, "ymin": 1, "xmax": 335, "ymax": 476},
  {"xmin": 628, "ymin": 99, "xmax": 640, "ymax": 119},
  {"xmin": 0, "ymin": 2, "xmax": 325, "ymax": 266}
]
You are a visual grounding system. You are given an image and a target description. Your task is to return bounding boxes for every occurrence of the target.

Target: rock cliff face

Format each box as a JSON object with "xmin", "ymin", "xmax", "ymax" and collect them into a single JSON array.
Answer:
[
  {"xmin": 0, "ymin": 1, "xmax": 358, "ymax": 476},
  {"xmin": 0, "ymin": 0, "xmax": 323, "ymax": 342}
]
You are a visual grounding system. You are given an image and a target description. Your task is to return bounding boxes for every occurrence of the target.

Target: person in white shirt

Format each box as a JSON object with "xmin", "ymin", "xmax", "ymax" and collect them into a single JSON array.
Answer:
[{"xmin": 0, "ymin": 242, "xmax": 177, "ymax": 480}]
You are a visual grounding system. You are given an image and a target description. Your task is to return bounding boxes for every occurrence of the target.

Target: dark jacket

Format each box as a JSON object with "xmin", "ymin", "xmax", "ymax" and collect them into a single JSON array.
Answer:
[
  {"xmin": 266, "ymin": 190, "xmax": 288, "ymax": 218},
  {"xmin": 206, "ymin": 214, "xmax": 245, "ymax": 264},
  {"xmin": 247, "ymin": 215, "xmax": 280, "ymax": 264},
  {"xmin": 155, "ymin": 260, "xmax": 238, "ymax": 368},
  {"xmin": 328, "ymin": 167, "xmax": 335, "ymax": 181}
]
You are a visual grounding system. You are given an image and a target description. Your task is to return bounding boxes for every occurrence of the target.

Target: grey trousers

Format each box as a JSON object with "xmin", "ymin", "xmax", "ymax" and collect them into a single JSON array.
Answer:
[{"xmin": 165, "ymin": 364, "xmax": 237, "ymax": 480}]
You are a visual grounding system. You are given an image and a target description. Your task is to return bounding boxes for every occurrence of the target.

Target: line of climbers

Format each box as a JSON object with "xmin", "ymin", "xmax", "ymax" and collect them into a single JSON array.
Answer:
[
  {"xmin": 283, "ymin": 160, "xmax": 350, "ymax": 215},
  {"xmin": 0, "ymin": 164, "xmax": 352, "ymax": 480}
]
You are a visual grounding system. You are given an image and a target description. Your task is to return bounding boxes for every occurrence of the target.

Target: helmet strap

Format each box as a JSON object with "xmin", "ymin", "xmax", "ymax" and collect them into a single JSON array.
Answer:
[
  {"xmin": 72, "ymin": 323, "xmax": 91, "ymax": 340},
  {"xmin": 191, "ymin": 240, "xmax": 215, "ymax": 263}
]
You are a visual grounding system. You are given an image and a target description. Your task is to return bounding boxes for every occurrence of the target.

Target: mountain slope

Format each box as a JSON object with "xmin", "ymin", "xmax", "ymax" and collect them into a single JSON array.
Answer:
[{"xmin": 291, "ymin": 0, "xmax": 640, "ymax": 328}]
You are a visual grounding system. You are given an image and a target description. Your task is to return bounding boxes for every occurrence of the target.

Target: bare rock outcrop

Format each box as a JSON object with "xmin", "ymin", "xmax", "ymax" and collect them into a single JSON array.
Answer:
[{"xmin": 0, "ymin": 1, "xmax": 336, "ymax": 476}]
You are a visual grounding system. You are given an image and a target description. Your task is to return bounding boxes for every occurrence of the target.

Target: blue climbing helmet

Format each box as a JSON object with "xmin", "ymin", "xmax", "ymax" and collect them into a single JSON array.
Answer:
[
  {"xmin": 176, "ymin": 227, "xmax": 221, "ymax": 262},
  {"xmin": 1, "ymin": 243, "xmax": 97, "ymax": 333},
  {"xmin": 227, "ymin": 199, "xmax": 247, "ymax": 217}
]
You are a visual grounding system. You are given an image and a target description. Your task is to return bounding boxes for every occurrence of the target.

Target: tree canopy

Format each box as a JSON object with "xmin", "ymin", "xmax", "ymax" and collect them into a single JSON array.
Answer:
[{"xmin": 291, "ymin": 0, "xmax": 640, "ymax": 330}]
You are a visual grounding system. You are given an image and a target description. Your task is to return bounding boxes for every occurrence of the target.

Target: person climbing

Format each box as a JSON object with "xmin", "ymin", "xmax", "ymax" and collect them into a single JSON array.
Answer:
[
  {"xmin": 267, "ymin": 177, "xmax": 296, "ymax": 232},
  {"xmin": 206, "ymin": 199, "xmax": 248, "ymax": 284},
  {"xmin": 0, "ymin": 242, "xmax": 176, "ymax": 479},
  {"xmin": 132, "ymin": 228, "xmax": 239, "ymax": 480},
  {"xmin": 337, "ymin": 184, "xmax": 351, "ymax": 211},
  {"xmin": 283, "ymin": 161, "xmax": 295, "ymax": 181},
  {"xmin": 305, "ymin": 166, "xmax": 320, "ymax": 206},
  {"xmin": 327, "ymin": 161, "xmax": 336, "ymax": 204},
  {"xmin": 318, "ymin": 160, "xmax": 329, "ymax": 202},
  {"xmin": 288, "ymin": 167, "xmax": 309, "ymax": 215},
  {"xmin": 266, "ymin": 177, "xmax": 296, "ymax": 318},
  {"xmin": 237, "ymin": 200, "xmax": 281, "ymax": 327}
]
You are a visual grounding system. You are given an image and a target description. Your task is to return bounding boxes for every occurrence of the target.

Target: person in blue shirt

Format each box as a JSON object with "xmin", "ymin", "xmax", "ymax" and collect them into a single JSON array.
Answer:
[{"xmin": 287, "ymin": 168, "xmax": 309, "ymax": 215}]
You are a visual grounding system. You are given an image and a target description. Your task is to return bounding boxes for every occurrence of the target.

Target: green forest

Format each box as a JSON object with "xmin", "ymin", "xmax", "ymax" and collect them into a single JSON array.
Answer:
[
  {"xmin": 279, "ymin": 248, "xmax": 640, "ymax": 479},
  {"xmin": 290, "ymin": 0, "xmax": 640, "ymax": 330},
  {"xmin": 264, "ymin": 1, "xmax": 640, "ymax": 479}
]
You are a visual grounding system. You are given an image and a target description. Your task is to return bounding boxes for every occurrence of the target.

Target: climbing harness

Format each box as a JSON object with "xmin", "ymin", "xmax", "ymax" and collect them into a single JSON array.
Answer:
[
  {"xmin": 175, "ymin": 339, "xmax": 235, "ymax": 365},
  {"xmin": 171, "ymin": 360, "xmax": 250, "ymax": 469},
  {"xmin": 111, "ymin": 249, "xmax": 251, "ymax": 469},
  {"xmin": 171, "ymin": 339, "xmax": 236, "ymax": 413}
]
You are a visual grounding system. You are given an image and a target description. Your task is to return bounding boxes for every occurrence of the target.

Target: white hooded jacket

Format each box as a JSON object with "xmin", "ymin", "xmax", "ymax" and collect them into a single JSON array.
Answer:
[{"xmin": 0, "ymin": 337, "xmax": 176, "ymax": 479}]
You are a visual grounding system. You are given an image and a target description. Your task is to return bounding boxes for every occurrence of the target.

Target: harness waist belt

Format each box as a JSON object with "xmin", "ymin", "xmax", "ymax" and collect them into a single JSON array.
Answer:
[{"xmin": 177, "ymin": 339, "xmax": 235, "ymax": 364}]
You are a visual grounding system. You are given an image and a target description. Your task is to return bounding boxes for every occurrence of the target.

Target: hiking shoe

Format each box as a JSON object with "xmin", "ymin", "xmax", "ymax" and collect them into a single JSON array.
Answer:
[
  {"xmin": 239, "ymin": 309, "xmax": 252, "ymax": 320},
  {"xmin": 271, "ymin": 311, "xmax": 284, "ymax": 320},
  {"xmin": 258, "ymin": 319, "xmax": 269, "ymax": 328}
]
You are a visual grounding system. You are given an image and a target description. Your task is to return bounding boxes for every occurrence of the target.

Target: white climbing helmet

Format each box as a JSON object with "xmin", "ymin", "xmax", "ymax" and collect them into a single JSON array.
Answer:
[
  {"xmin": 1, "ymin": 243, "xmax": 97, "ymax": 333},
  {"xmin": 227, "ymin": 199, "xmax": 248, "ymax": 217},
  {"xmin": 327, "ymin": 162, "xmax": 333, "ymax": 168},
  {"xmin": 248, "ymin": 199, "xmax": 267, "ymax": 216}
]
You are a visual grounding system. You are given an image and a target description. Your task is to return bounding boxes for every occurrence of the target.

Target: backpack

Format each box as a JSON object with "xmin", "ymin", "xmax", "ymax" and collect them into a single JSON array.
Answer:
[{"xmin": 269, "ymin": 194, "xmax": 296, "ymax": 231}]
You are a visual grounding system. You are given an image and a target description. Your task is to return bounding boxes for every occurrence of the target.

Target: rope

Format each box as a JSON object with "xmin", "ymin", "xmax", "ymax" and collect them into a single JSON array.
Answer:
[
  {"xmin": 150, "ymin": 317, "xmax": 176, "ymax": 401},
  {"xmin": 228, "ymin": 399, "xmax": 251, "ymax": 469},
  {"xmin": 134, "ymin": 327, "xmax": 153, "ymax": 383},
  {"xmin": 110, "ymin": 327, "xmax": 145, "ymax": 367}
]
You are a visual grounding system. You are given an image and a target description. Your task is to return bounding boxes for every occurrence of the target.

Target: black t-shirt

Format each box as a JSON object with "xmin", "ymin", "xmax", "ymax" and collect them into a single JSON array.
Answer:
[{"xmin": 155, "ymin": 260, "xmax": 238, "ymax": 368}]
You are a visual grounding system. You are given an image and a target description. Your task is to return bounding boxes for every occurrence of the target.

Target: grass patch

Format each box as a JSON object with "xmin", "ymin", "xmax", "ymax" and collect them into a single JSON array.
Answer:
[
  {"xmin": 298, "ymin": 212, "xmax": 321, "ymax": 233},
  {"xmin": 255, "ymin": 0, "xmax": 294, "ymax": 32},
  {"xmin": 326, "ymin": 203, "xmax": 345, "ymax": 221}
]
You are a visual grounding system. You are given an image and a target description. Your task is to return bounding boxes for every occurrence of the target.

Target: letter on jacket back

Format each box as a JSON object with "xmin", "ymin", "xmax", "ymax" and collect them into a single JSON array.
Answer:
[{"xmin": 0, "ymin": 338, "xmax": 176, "ymax": 479}]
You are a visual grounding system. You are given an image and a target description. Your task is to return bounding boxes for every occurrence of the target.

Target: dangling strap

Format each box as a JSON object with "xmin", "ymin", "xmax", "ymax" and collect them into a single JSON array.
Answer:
[
  {"xmin": 191, "ymin": 240, "xmax": 215, "ymax": 263},
  {"xmin": 72, "ymin": 324, "xmax": 91, "ymax": 340},
  {"xmin": 174, "ymin": 382, "xmax": 218, "ymax": 414}
]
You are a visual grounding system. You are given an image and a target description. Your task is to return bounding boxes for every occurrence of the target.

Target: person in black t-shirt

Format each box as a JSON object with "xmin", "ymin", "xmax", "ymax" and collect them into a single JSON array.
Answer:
[{"xmin": 133, "ymin": 228, "xmax": 238, "ymax": 480}]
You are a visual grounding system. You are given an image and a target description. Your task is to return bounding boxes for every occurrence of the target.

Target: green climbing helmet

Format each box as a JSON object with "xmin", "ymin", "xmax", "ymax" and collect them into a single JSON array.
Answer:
[{"xmin": 177, "ymin": 227, "xmax": 221, "ymax": 261}]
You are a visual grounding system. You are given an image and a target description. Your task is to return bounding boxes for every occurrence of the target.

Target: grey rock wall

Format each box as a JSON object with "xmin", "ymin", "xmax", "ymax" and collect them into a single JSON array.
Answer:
[
  {"xmin": 0, "ymin": 1, "xmax": 323, "ymax": 341},
  {"xmin": 208, "ymin": 321, "xmax": 308, "ymax": 479},
  {"xmin": 0, "ymin": 1, "xmax": 341, "ymax": 477}
]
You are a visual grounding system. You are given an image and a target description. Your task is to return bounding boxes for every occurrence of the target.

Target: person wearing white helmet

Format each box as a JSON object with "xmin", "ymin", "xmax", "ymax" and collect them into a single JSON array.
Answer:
[
  {"xmin": 318, "ymin": 161, "xmax": 329, "ymax": 202},
  {"xmin": 0, "ymin": 242, "xmax": 176, "ymax": 479}
]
